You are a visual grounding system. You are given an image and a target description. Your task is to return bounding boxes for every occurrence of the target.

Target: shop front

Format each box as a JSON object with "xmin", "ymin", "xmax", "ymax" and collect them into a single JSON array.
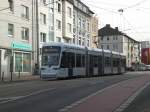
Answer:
[{"xmin": 11, "ymin": 41, "xmax": 32, "ymax": 76}]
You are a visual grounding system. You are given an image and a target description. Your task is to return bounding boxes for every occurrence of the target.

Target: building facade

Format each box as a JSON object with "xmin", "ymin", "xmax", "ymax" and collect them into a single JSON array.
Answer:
[
  {"xmin": 0, "ymin": 0, "xmax": 97, "ymax": 77},
  {"xmin": 91, "ymin": 15, "xmax": 99, "ymax": 48},
  {"xmin": 32, "ymin": 0, "xmax": 95, "ymax": 67},
  {"xmin": 0, "ymin": 0, "xmax": 33, "ymax": 78},
  {"xmin": 72, "ymin": 0, "xmax": 94, "ymax": 47},
  {"xmin": 98, "ymin": 24, "xmax": 140, "ymax": 69},
  {"xmin": 141, "ymin": 41, "xmax": 150, "ymax": 65}
]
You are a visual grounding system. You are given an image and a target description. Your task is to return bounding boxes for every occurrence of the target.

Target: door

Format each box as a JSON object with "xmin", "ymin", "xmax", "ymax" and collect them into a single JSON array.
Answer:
[
  {"xmin": 98, "ymin": 56, "xmax": 103, "ymax": 76},
  {"xmin": 89, "ymin": 55, "xmax": 94, "ymax": 76}
]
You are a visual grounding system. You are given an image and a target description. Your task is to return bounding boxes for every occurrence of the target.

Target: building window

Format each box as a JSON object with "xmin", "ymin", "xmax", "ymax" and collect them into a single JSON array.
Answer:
[
  {"xmin": 21, "ymin": 5, "xmax": 29, "ymax": 19},
  {"xmin": 87, "ymin": 22, "xmax": 90, "ymax": 32},
  {"xmin": 73, "ymin": 35, "xmax": 75, "ymax": 44},
  {"xmin": 21, "ymin": 27, "xmax": 29, "ymax": 41},
  {"xmin": 63, "ymin": 38, "xmax": 70, "ymax": 43},
  {"xmin": 56, "ymin": 20, "xmax": 61, "ymax": 30},
  {"xmin": 107, "ymin": 37, "xmax": 109, "ymax": 40},
  {"xmin": 15, "ymin": 52, "xmax": 22, "ymax": 72},
  {"xmin": 107, "ymin": 45, "xmax": 109, "ymax": 49},
  {"xmin": 23, "ymin": 53, "xmax": 31, "ymax": 72},
  {"xmin": 82, "ymin": 38, "xmax": 85, "ymax": 46},
  {"xmin": 73, "ymin": 15, "xmax": 75, "ymax": 24},
  {"xmin": 8, "ymin": 0, "xmax": 14, "ymax": 12},
  {"xmin": 15, "ymin": 52, "xmax": 31, "ymax": 72},
  {"xmin": 41, "ymin": 0, "xmax": 46, "ymax": 5},
  {"xmin": 57, "ymin": 3, "xmax": 61, "ymax": 13},
  {"xmin": 79, "ymin": 37, "xmax": 81, "ymax": 45},
  {"xmin": 67, "ymin": 7, "xmax": 72, "ymax": 18},
  {"xmin": 113, "ymin": 44, "xmax": 115, "ymax": 49},
  {"xmin": 82, "ymin": 20, "xmax": 85, "ymax": 29},
  {"xmin": 40, "ymin": 32, "xmax": 46, "ymax": 42},
  {"xmin": 8, "ymin": 23, "xmax": 14, "ymax": 37},
  {"xmin": 79, "ymin": 18, "xmax": 81, "ymax": 27},
  {"xmin": 113, "ymin": 36, "xmax": 115, "ymax": 40},
  {"xmin": 40, "ymin": 13, "xmax": 46, "ymax": 24},
  {"xmin": 87, "ymin": 40, "xmax": 90, "ymax": 47},
  {"xmin": 56, "ymin": 37, "xmax": 61, "ymax": 42},
  {"xmin": 67, "ymin": 23, "xmax": 72, "ymax": 33}
]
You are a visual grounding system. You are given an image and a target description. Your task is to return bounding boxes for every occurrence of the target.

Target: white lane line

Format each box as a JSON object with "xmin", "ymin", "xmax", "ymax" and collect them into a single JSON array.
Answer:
[
  {"xmin": 0, "ymin": 88, "xmax": 55, "ymax": 105},
  {"xmin": 58, "ymin": 79, "xmax": 130, "ymax": 112},
  {"xmin": 0, "ymin": 96, "xmax": 23, "ymax": 101},
  {"xmin": 114, "ymin": 81, "xmax": 150, "ymax": 112}
]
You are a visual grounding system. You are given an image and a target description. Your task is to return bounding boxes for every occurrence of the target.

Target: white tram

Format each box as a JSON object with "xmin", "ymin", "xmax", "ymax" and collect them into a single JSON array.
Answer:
[{"xmin": 40, "ymin": 42, "xmax": 126, "ymax": 79}]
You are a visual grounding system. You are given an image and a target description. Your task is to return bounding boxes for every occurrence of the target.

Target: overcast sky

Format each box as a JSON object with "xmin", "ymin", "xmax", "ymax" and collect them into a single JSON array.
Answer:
[{"xmin": 82, "ymin": 0, "xmax": 150, "ymax": 41}]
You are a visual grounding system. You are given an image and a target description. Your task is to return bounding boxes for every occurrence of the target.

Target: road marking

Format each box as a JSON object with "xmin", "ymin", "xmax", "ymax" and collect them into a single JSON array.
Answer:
[
  {"xmin": 0, "ymin": 88, "xmax": 55, "ymax": 105},
  {"xmin": 114, "ymin": 81, "xmax": 150, "ymax": 112},
  {"xmin": 58, "ymin": 79, "xmax": 131, "ymax": 112}
]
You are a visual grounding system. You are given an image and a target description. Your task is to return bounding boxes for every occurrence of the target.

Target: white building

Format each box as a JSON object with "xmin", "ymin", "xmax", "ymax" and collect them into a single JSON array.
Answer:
[
  {"xmin": 72, "ymin": 0, "xmax": 94, "ymax": 47},
  {"xmin": 0, "ymin": 0, "xmax": 33, "ymax": 78},
  {"xmin": 98, "ymin": 24, "xmax": 140, "ymax": 69}
]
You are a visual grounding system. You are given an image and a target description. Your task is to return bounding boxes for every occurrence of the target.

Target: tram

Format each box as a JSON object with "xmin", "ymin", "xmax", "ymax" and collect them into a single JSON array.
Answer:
[{"xmin": 40, "ymin": 42, "xmax": 126, "ymax": 79}]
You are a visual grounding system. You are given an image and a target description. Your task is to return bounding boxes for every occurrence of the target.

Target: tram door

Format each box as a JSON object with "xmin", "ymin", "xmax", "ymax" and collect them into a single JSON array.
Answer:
[
  {"xmin": 118, "ymin": 58, "xmax": 121, "ymax": 74},
  {"xmin": 98, "ymin": 56, "xmax": 103, "ymax": 76},
  {"xmin": 0, "ymin": 50, "xmax": 1, "ymax": 78},
  {"xmin": 68, "ymin": 52, "xmax": 74, "ymax": 77},
  {"xmin": 89, "ymin": 55, "xmax": 94, "ymax": 76}
]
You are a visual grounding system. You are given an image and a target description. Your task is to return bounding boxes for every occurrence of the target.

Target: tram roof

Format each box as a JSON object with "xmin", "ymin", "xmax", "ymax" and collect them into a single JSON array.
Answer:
[
  {"xmin": 42, "ymin": 42, "xmax": 126, "ymax": 56},
  {"xmin": 42, "ymin": 42, "xmax": 85, "ymax": 49}
]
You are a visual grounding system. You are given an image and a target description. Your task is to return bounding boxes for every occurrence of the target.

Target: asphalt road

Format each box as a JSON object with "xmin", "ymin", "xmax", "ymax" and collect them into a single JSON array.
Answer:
[
  {"xmin": 0, "ymin": 72, "xmax": 145, "ymax": 112},
  {"xmin": 123, "ymin": 81, "xmax": 150, "ymax": 112}
]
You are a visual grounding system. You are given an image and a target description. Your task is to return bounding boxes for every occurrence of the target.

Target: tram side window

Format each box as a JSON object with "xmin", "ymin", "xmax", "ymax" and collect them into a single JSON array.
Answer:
[
  {"xmin": 82, "ymin": 55, "xmax": 85, "ymax": 67},
  {"xmin": 123, "ymin": 59, "xmax": 126, "ymax": 67},
  {"xmin": 61, "ymin": 52, "xmax": 75, "ymax": 68},
  {"xmin": 61, "ymin": 52, "xmax": 68, "ymax": 68},
  {"xmin": 94, "ymin": 56, "xmax": 98, "ymax": 67},
  {"xmin": 76, "ymin": 54, "xmax": 82, "ymax": 67},
  {"xmin": 105, "ymin": 57, "xmax": 110, "ymax": 67},
  {"xmin": 117, "ymin": 58, "xmax": 120, "ymax": 67},
  {"xmin": 113, "ymin": 58, "xmax": 117, "ymax": 67}
]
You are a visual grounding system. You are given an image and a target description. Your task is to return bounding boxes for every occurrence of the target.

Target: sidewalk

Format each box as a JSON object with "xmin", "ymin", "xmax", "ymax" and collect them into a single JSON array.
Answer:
[
  {"xmin": 0, "ymin": 75, "xmax": 40, "ymax": 84},
  {"xmin": 62, "ymin": 74, "xmax": 150, "ymax": 112}
]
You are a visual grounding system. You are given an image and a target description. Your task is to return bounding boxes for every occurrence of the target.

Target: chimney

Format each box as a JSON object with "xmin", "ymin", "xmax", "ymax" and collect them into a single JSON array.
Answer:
[
  {"xmin": 106, "ymin": 24, "xmax": 110, "ymax": 27},
  {"xmin": 115, "ymin": 27, "xmax": 118, "ymax": 31}
]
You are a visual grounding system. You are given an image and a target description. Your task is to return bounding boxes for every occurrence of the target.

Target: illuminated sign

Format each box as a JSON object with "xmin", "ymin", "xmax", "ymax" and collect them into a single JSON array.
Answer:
[
  {"xmin": 11, "ymin": 41, "xmax": 32, "ymax": 51},
  {"xmin": 42, "ymin": 46, "xmax": 61, "ymax": 53}
]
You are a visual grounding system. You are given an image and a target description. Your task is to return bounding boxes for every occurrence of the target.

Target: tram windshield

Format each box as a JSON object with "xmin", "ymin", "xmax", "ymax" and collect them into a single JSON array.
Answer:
[{"xmin": 42, "ymin": 46, "xmax": 61, "ymax": 67}]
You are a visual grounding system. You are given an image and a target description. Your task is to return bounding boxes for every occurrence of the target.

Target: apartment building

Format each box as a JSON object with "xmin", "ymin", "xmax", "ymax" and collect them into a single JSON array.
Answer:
[
  {"xmin": 72, "ymin": 0, "xmax": 94, "ymax": 47},
  {"xmin": 98, "ymin": 24, "xmax": 140, "ymax": 69},
  {"xmin": 0, "ymin": 0, "xmax": 96, "ymax": 76},
  {"xmin": 32, "ymin": 0, "xmax": 95, "ymax": 68},
  {"xmin": 0, "ymin": 0, "xmax": 33, "ymax": 78}
]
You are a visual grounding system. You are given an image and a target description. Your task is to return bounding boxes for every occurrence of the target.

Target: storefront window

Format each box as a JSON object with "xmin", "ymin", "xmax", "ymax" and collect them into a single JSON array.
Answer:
[
  {"xmin": 23, "ymin": 53, "xmax": 31, "ymax": 72},
  {"xmin": 15, "ymin": 52, "xmax": 31, "ymax": 72},
  {"xmin": 15, "ymin": 52, "xmax": 22, "ymax": 72}
]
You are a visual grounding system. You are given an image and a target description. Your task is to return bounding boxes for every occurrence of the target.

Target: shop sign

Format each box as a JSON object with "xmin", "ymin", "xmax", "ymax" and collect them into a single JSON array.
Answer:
[{"xmin": 11, "ymin": 41, "xmax": 32, "ymax": 51}]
